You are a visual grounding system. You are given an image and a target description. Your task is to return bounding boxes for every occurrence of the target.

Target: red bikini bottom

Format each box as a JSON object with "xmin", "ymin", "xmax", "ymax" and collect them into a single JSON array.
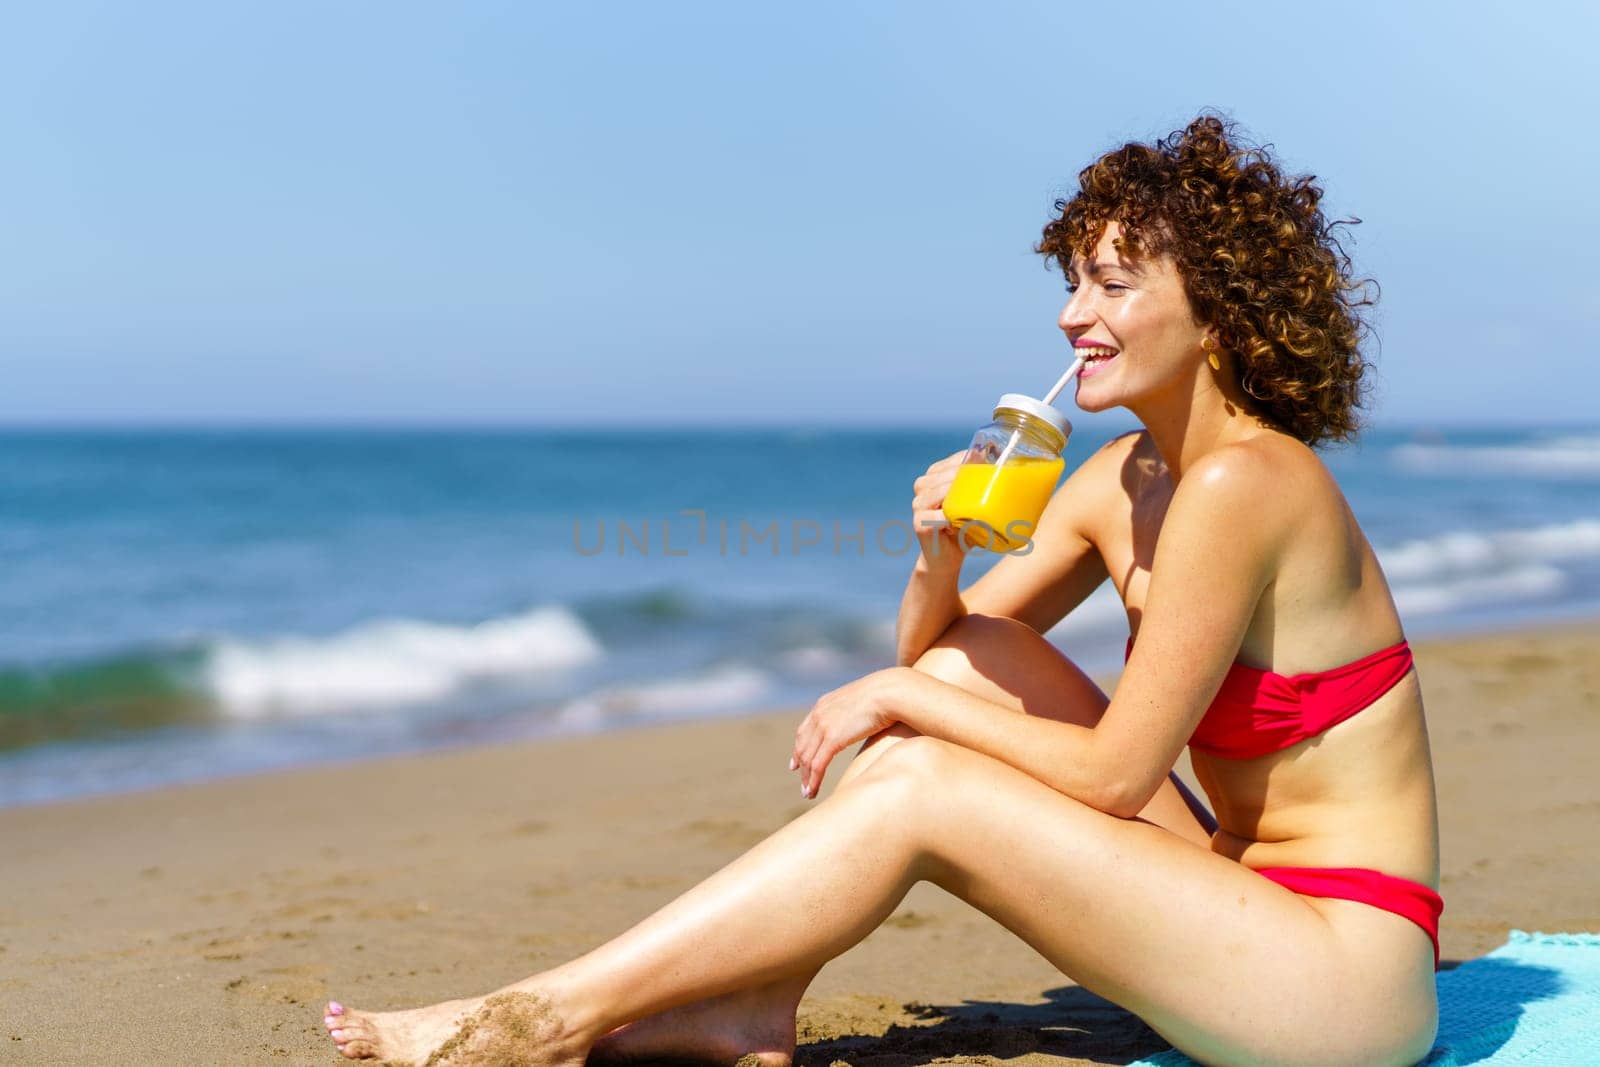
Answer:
[{"xmin": 1253, "ymin": 866, "xmax": 1444, "ymax": 968}]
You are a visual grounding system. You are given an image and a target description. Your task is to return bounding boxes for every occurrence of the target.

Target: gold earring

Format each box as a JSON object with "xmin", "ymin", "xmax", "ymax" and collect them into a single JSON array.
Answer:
[{"xmin": 1203, "ymin": 337, "xmax": 1221, "ymax": 370}]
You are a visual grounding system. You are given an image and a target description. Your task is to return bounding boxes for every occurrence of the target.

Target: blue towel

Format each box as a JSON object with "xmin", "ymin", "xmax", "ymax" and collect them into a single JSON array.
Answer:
[{"xmin": 1129, "ymin": 931, "xmax": 1600, "ymax": 1066}]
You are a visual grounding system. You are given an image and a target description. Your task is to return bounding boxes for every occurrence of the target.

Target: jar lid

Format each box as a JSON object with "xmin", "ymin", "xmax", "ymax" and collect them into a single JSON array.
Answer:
[{"xmin": 994, "ymin": 393, "xmax": 1071, "ymax": 445}]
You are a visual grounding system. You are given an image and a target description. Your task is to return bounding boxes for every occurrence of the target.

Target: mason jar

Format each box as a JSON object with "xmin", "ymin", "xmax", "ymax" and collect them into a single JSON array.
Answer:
[{"xmin": 941, "ymin": 393, "xmax": 1071, "ymax": 553}]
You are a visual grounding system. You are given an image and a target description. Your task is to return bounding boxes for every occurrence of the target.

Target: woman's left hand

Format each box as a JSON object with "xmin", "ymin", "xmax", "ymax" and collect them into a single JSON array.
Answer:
[{"xmin": 791, "ymin": 667, "xmax": 911, "ymax": 799}]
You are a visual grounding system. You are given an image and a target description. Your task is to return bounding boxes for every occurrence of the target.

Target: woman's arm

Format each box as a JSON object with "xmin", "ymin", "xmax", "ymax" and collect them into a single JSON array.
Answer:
[
  {"xmin": 894, "ymin": 434, "xmax": 1129, "ymax": 665},
  {"xmin": 1088, "ymin": 449, "xmax": 1284, "ymax": 811},
  {"xmin": 893, "ymin": 552, "xmax": 968, "ymax": 667},
  {"xmin": 833, "ymin": 446, "xmax": 1285, "ymax": 814}
]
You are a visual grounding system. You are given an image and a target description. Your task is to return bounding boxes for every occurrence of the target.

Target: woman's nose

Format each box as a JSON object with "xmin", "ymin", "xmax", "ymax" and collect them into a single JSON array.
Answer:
[{"xmin": 1059, "ymin": 293, "xmax": 1094, "ymax": 334}]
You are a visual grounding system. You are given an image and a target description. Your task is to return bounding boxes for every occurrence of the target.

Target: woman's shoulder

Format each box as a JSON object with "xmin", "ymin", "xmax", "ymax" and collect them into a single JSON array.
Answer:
[
  {"xmin": 1073, "ymin": 427, "xmax": 1342, "ymax": 535},
  {"xmin": 1188, "ymin": 430, "xmax": 1333, "ymax": 501},
  {"xmin": 1173, "ymin": 432, "xmax": 1346, "ymax": 554},
  {"xmin": 1086, "ymin": 428, "xmax": 1316, "ymax": 479}
]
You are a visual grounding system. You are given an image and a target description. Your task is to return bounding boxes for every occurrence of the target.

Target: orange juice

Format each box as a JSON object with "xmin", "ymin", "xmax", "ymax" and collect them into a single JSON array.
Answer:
[{"xmin": 943, "ymin": 455, "xmax": 1065, "ymax": 551}]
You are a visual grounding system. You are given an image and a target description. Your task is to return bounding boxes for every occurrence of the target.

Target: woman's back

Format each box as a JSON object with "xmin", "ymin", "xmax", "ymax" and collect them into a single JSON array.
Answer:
[{"xmin": 1060, "ymin": 428, "xmax": 1439, "ymax": 886}]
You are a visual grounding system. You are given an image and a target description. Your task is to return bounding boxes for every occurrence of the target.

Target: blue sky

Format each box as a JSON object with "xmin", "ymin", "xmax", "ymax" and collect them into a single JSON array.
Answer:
[{"xmin": 2, "ymin": 1, "xmax": 1595, "ymax": 427}]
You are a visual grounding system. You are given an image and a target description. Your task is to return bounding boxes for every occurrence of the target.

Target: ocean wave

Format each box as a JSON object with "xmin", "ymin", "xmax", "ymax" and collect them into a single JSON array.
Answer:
[
  {"xmin": 1377, "ymin": 518, "xmax": 1600, "ymax": 618},
  {"xmin": 778, "ymin": 645, "xmax": 853, "ymax": 675},
  {"xmin": 1391, "ymin": 434, "xmax": 1600, "ymax": 478},
  {"xmin": 1391, "ymin": 564, "xmax": 1568, "ymax": 617},
  {"xmin": 203, "ymin": 605, "xmax": 604, "ymax": 716},
  {"xmin": 0, "ymin": 650, "xmax": 209, "ymax": 751},
  {"xmin": 556, "ymin": 664, "xmax": 773, "ymax": 727},
  {"xmin": 1378, "ymin": 519, "xmax": 1600, "ymax": 584},
  {"xmin": 573, "ymin": 587, "xmax": 703, "ymax": 626},
  {"xmin": 7, "ymin": 513, "xmax": 1597, "ymax": 760}
]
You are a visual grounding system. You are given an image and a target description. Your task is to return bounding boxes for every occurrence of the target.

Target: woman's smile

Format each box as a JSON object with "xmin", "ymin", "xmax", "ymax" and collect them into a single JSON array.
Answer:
[
  {"xmin": 1076, "ymin": 346, "xmax": 1119, "ymax": 379},
  {"xmin": 1074, "ymin": 340, "xmax": 1119, "ymax": 380}
]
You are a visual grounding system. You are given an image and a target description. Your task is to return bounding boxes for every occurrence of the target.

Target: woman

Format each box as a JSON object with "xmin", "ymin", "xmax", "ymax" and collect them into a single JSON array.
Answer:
[{"xmin": 322, "ymin": 115, "xmax": 1441, "ymax": 1067}]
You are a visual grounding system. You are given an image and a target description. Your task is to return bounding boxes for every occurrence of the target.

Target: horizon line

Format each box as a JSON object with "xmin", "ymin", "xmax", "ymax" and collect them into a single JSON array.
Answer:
[{"xmin": 0, "ymin": 415, "xmax": 1593, "ymax": 435}]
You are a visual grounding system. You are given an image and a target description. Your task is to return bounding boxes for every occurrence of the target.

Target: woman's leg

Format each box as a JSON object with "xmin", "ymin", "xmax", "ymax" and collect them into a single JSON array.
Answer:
[
  {"xmin": 834, "ymin": 614, "xmax": 1214, "ymax": 840},
  {"xmin": 326, "ymin": 614, "xmax": 1219, "ymax": 1063},
  {"xmin": 582, "ymin": 613, "xmax": 1213, "ymax": 1065},
  {"xmin": 326, "ymin": 734, "xmax": 1436, "ymax": 1066}
]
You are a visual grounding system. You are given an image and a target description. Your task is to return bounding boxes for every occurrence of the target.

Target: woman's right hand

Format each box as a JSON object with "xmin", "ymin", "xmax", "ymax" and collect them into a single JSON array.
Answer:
[{"xmin": 912, "ymin": 449, "xmax": 971, "ymax": 568}]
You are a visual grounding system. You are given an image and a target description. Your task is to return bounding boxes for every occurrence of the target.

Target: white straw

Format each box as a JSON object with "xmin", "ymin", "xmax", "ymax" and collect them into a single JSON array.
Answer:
[{"xmin": 1042, "ymin": 356, "xmax": 1085, "ymax": 405}]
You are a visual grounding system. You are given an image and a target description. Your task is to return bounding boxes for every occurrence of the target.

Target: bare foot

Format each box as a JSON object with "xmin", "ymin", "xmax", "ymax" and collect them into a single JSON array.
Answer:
[
  {"xmin": 424, "ymin": 991, "xmax": 589, "ymax": 1066},
  {"xmin": 323, "ymin": 995, "xmax": 484, "ymax": 1063},
  {"xmin": 588, "ymin": 983, "xmax": 798, "ymax": 1067}
]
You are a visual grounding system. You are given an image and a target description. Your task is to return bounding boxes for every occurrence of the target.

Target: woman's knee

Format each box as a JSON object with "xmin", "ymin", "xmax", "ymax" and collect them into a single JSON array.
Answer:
[
  {"xmin": 835, "ymin": 722, "xmax": 921, "ymax": 790},
  {"xmin": 854, "ymin": 733, "xmax": 960, "ymax": 790},
  {"xmin": 913, "ymin": 614, "xmax": 1109, "ymax": 728},
  {"xmin": 913, "ymin": 613, "xmax": 1034, "ymax": 682}
]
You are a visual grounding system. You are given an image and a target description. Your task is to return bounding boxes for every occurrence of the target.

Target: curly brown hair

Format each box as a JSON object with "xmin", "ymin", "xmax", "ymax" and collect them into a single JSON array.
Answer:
[{"xmin": 1036, "ymin": 114, "xmax": 1376, "ymax": 445}]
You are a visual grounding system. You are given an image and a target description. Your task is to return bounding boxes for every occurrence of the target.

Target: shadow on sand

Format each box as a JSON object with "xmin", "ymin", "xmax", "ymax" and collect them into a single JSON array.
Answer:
[
  {"xmin": 788, "ymin": 957, "xmax": 1567, "ymax": 1067},
  {"xmin": 795, "ymin": 984, "xmax": 1166, "ymax": 1067}
]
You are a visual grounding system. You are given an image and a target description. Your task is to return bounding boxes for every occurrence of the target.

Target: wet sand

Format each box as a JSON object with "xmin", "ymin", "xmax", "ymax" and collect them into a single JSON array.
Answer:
[{"xmin": 2, "ymin": 621, "xmax": 1597, "ymax": 1065}]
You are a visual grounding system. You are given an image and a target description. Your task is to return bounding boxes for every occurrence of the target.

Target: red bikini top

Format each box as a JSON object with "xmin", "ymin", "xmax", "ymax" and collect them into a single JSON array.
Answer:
[{"xmin": 1122, "ymin": 636, "xmax": 1415, "ymax": 759}]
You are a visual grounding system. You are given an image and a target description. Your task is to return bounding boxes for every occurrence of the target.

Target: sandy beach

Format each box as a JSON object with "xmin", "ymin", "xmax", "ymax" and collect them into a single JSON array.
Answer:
[{"xmin": 3, "ymin": 620, "xmax": 1597, "ymax": 1066}]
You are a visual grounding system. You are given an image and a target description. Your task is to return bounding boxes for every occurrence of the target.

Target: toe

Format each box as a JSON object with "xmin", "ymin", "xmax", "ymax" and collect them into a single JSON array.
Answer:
[
  {"xmin": 334, "ymin": 1018, "xmax": 372, "ymax": 1043},
  {"xmin": 343, "ymin": 1038, "xmax": 377, "ymax": 1059},
  {"xmin": 327, "ymin": 1000, "xmax": 345, "ymax": 1016}
]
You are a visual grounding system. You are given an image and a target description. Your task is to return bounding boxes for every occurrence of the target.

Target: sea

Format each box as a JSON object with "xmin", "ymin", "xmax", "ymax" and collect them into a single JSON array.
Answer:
[{"xmin": 3, "ymin": 422, "xmax": 1598, "ymax": 808}]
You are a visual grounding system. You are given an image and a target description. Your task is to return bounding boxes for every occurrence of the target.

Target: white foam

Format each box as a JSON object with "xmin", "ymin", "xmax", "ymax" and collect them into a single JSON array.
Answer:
[
  {"xmin": 556, "ymin": 664, "xmax": 773, "ymax": 727},
  {"xmin": 204, "ymin": 605, "xmax": 603, "ymax": 716},
  {"xmin": 1391, "ymin": 564, "xmax": 1567, "ymax": 616},
  {"xmin": 1376, "ymin": 518, "xmax": 1600, "ymax": 617},
  {"xmin": 1392, "ymin": 434, "xmax": 1600, "ymax": 478},
  {"xmin": 1379, "ymin": 519, "xmax": 1600, "ymax": 583},
  {"xmin": 779, "ymin": 645, "xmax": 851, "ymax": 675},
  {"xmin": 867, "ymin": 618, "xmax": 898, "ymax": 653}
]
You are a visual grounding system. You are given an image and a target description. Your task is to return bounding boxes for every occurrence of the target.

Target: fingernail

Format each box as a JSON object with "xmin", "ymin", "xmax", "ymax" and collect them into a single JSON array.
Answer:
[
  {"xmin": 788, "ymin": 757, "xmax": 797, "ymax": 771},
  {"xmin": 801, "ymin": 784, "xmax": 809, "ymax": 797}
]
